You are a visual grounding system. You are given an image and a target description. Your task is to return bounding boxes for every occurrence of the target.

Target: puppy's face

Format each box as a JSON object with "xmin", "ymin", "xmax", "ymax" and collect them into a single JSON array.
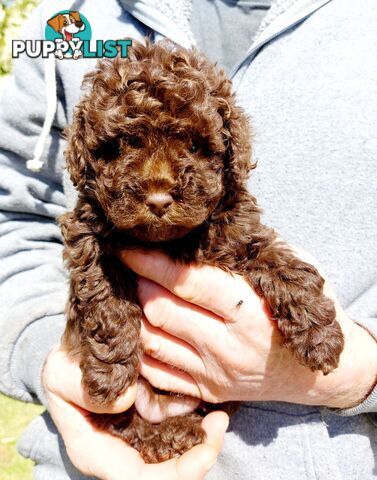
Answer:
[
  {"xmin": 89, "ymin": 125, "xmax": 226, "ymax": 242},
  {"xmin": 66, "ymin": 40, "xmax": 252, "ymax": 242}
]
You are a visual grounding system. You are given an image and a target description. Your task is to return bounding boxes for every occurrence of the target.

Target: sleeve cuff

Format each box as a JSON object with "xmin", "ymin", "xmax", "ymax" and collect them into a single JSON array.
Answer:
[
  {"xmin": 333, "ymin": 317, "xmax": 377, "ymax": 416},
  {"xmin": 10, "ymin": 315, "xmax": 66, "ymax": 407}
]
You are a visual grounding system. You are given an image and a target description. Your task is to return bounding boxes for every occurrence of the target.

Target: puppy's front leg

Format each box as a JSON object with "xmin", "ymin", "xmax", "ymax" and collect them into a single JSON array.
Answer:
[
  {"xmin": 59, "ymin": 203, "xmax": 142, "ymax": 405},
  {"xmin": 247, "ymin": 238, "xmax": 345, "ymax": 374}
]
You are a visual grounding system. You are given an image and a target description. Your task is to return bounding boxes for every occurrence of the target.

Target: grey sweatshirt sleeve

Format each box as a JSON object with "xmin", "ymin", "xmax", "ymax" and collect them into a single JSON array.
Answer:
[
  {"xmin": 0, "ymin": 6, "xmax": 68, "ymax": 405},
  {"xmin": 336, "ymin": 282, "xmax": 377, "ymax": 415},
  {"xmin": 334, "ymin": 316, "xmax": 377, "ymax": 416}
]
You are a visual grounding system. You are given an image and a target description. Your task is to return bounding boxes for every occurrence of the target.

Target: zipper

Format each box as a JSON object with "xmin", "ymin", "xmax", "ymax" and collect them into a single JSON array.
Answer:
[{"xmin": 122, "ymin": 0, "xmax": 333, "ymax": 81}]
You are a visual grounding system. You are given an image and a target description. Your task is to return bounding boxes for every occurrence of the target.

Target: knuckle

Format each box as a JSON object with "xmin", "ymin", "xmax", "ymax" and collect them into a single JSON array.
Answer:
[
  {"xmin": 147, "ymin": 307, "xmax": 169, "ymax": 330},
  {"xmin": 144, "ymin": 296, "xmax": 173, "ymax": 330},
  {"xmin": 145, "ymin": 338, "xmax": 163, "ymax": 359}
]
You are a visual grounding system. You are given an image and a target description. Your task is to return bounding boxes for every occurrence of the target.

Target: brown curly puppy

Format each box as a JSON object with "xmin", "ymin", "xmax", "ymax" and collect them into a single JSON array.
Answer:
[{"xmin": 59, "ymin": 39, "xmax": 344, "ymax": 463}]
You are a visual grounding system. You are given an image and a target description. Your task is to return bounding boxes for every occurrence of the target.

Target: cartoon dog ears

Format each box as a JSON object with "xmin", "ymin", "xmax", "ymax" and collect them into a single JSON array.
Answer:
[{"xmin": 47, "ymin": 11, "xmax": 81, "ymax": 32}]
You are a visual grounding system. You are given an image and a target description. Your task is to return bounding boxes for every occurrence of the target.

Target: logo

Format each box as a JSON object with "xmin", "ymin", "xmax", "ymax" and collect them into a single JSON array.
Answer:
[{"xmin": 12, "ymin": 10, "xmax": 132, "ymax": 60}]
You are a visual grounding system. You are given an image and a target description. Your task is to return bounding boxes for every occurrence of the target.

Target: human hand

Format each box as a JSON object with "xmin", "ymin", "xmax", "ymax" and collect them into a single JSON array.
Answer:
[
  {"xmin": 42, "ymin": 345, "xmax": 229, "ymax": 480},
  {"xmin": 119, "ymin": 249, "xmax": 377, "ymax": 410}
]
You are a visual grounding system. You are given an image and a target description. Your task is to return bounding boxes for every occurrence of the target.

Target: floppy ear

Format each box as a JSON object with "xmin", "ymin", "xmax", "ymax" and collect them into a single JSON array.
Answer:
[
  {"xmin": 47, "ymin": 14, "xmax": 63, "ymax": 33},
  {"xmin": 70, "ymin": 11, "xmax": 81, "ymax": 22},
  {"xmin": 222, "ymin": 100, "xmax": 254, "ymax": 191},
  {"xmin": 64, "ymin": 103, "xmax": 91, "ymax": 192}
]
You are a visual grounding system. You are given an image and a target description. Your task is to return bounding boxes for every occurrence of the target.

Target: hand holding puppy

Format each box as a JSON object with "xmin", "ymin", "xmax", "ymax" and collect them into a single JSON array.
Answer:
[
  {"xmin": 120, "ymin": 249, "xmax": 377, "ymax": 410},
  {"xmin": 42, "ymin": 345, "xmax": 228, "ymax": 480}
]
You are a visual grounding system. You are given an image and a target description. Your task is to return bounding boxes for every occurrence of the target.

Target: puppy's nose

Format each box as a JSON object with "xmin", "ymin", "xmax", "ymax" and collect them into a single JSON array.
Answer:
[
  {"xmin": 75, "ymin": 21, "xmax": 84, "ymax": 28},
  {"xmin": 146, "ymin": 192, "xmax": 173, "ymax": 216}
]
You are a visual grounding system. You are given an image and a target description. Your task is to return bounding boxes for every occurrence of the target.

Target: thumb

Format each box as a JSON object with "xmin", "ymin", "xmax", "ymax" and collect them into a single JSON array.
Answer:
[
  {"xmin": 171, "ymin": 411, "xmax": 229, "ymax": 480},
  {"xmin": 140, "ymin": 411, "xmax": 229, "ymax": 480}
]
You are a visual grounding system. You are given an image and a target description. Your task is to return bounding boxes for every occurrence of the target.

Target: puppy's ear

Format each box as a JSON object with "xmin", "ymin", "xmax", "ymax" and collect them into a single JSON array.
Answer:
[
  {"xmin": 222, "ymin": 100, "xmax": 254, "ymax": 190},
  {"xmin": 70, "ymin": 11, "xmax": 81, "ymax": 22},
  {"xmin": 64, "ymin": 103, "xmax": 90, "ymax": 191},
  {"xmin": 47, "ymin": 14, "xmax": 63, "ymax": 33}
]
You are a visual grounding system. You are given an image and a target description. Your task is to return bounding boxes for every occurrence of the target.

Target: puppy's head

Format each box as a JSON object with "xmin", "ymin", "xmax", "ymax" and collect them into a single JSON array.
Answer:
[{"xmin": 65, "ymin": 39, "xmax": 253, "ymax": 242}]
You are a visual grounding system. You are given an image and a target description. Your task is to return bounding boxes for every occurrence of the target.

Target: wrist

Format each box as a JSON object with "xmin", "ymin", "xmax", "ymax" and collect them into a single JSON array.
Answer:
[{"xmin": 315, "ymin": 320, "xmax": 377, "ymax": 409}]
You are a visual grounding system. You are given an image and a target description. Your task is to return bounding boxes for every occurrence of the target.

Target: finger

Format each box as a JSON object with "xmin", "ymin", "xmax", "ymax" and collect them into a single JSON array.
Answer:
[
  {"xmin": 140, "ymin": 354, "xmax": 202, "ymax": 398},
  {"xmin": 140, "ymin": 411, "xmax": 229, "ymax": 480},
  {"xmin": 119, "ymin": 249, "xmax": 262, "ymax": 321},
  {"xmin": 138, "ymin": 278, "xmax": 225, "ymax": 354},
  {"xmin": 201, "ymin": 410, "xmax": 229, "ymax": 452},
  {"xmin": 45, "ymin": 345, "xmax": 137, "ymax": 414},
  {"xmin": 49, "ymin": 387, "xmax": 228, "ymax": 480},
  {"xmin": 46, "ymin": 391, "xmax": 143, "ymax": 479},
  {"xmin": 142, "ymin": 316, "xmax": 205, "ymax": 374},
  {"xmin": 49, "ymin": 391, "xmax": 227, "ymax": 480}
]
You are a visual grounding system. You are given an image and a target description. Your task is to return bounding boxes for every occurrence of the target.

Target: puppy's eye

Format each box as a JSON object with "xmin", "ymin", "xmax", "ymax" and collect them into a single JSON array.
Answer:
[
  {"xmin": 127, "ymin": 136, "xmax": 143, "ymax": 148},
  {"xmin": 63, "ymin": 19, "xmax": 68, "ymax": 26},
  {"xmin": 93, "ymin": 139, "xmax": 120, "ymax": 161},
  {"xmin": 189, "ymin": 142, "xmax": 200, "ymax": 154}
]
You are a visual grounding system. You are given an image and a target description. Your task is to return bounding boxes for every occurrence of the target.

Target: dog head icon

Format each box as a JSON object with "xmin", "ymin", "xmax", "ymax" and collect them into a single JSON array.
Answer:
[{"xmin": 47, "ymin": 11, "xmax": 85, "ymax": 41}]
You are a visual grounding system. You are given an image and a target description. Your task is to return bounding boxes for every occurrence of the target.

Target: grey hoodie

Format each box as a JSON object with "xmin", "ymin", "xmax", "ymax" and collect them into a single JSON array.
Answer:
[{"xmin": 0, "ymin": 0, "xmax": 376, "ymax": 479}]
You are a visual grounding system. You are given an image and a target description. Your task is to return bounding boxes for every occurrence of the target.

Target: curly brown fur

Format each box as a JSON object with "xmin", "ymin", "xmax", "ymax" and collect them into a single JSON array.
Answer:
[
  {"xmin": 59, "ymin": 39, "xmax": 344, "ymax": 462},
  {"xmin": 90, "ymin": 407, "xmax": 204, "ymax": 463}
]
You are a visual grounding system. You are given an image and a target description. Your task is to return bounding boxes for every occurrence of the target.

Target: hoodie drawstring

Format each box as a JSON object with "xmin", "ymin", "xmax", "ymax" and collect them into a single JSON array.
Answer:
[{"xmin": 26, "ymin": 54, "xmax": 57, "ymax": 172}]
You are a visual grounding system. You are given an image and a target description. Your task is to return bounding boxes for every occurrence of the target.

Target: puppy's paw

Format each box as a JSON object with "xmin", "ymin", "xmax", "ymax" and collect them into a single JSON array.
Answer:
[
  {"xmin": 90, "ymin": 410, "xmax": 206, "ymax": 463},
  {"xmin": 80, "ymin": 348, "xmax": 139, "ymax": 405},
  {"xmin": 140, "ymin": 415, "xmax": 206, "ymax": 463},
  {"xmin": 285, "ymin": 319, "xmax": 344, "ymax": 375}
]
